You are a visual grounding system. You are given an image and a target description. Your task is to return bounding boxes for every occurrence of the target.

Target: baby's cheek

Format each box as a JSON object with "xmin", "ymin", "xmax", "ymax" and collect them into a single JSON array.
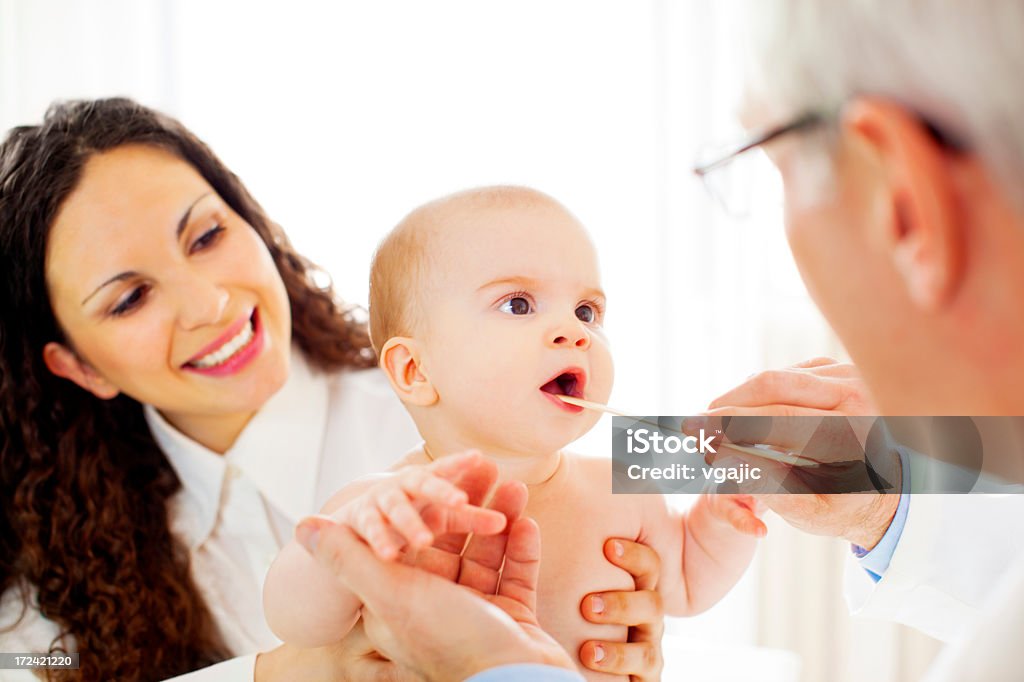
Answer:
[{"xmin": 591, "ymin": 342, "xmax": 615, "ymax": 400}]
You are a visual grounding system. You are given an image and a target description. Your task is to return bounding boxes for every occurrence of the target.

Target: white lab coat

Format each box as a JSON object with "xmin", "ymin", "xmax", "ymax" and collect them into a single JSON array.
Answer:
[
  {"xmin": 844, "ymin": 448, "xmax": 1024, "ymax": 643},
  {"xmin": 845, "ymin": 493, "xmax": 1024, "ymax": 642},
  {"xmin": 922, "ymin": 549, "xmax": 1024, "ymax": 682},
  {"xmin": 0, "ymin": 348, "xmax": 421, "ymax": 681}
]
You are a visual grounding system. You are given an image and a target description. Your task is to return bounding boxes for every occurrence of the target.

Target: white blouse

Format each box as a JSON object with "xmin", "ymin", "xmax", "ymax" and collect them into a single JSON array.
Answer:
[{"xmin": 0, "ymin": 349, "xmax": 421, "ymax": 681}]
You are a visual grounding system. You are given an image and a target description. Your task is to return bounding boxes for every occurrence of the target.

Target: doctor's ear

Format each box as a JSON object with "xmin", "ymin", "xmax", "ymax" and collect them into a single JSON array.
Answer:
[
  {"xmin": 42, "ymin": 342, "xmax": 120, "ymax": 400},
  {"xmin": 842, "ymin": 96, "xmax": 966, "ymax": 311},
  {"xmin": 379, "ymin": 337, "xmax": 438, "ymax": 407}
]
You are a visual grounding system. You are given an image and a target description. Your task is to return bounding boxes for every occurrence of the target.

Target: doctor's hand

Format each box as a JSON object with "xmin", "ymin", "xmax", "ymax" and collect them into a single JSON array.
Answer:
[
  {"xmin": 298, "ymin": 514, "xmax": 576, "ymax": 682},
  {"xmin": 695, "ymin": 357, "xmax": 901, "ymax": 550},
  {"xmin": 706, "ymin": 357, "xmax": 876, "ymax": 417}
]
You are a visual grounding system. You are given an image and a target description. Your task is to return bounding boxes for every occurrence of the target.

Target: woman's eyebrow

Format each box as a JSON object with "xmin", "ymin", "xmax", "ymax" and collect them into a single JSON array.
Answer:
[
  {"xmin": 80, "ymin": 191, "xmax": 214, "ymax": 306},
  {"xmin": 81, "ymin": 272, "xmax": 138, "ymax": 306},
  {"xmin": 176, "ymin": 191, "xmax": 214, "ymax": 239}
]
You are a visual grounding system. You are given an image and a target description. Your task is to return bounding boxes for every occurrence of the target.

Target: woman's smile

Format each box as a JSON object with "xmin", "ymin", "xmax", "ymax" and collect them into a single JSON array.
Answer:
[{"xmin": 183, "ymin": 307, "xmax": 265, "ymax": 376}]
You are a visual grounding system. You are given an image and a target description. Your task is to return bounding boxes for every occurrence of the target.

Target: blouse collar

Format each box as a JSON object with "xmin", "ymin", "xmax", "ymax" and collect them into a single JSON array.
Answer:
[{"xmin": 144, "ymin": 346, "xmax": 330, "ymax": 548}]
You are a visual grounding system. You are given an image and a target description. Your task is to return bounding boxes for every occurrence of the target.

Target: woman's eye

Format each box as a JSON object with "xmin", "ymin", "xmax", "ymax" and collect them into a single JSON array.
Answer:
[
  {"xmin": 575, "ymin": 304, "xmax": 596, "ymax": 323},
  {"xmin": 112, "ymin": 285, "xmax": 149, "ymax": 317},
  {"xmin": 499, "ymin": 296, "xmax": 533, "ymax": 315},
  {"xmin": 189, "ymin": 225, "xmax": 225, "ymax": 253}
]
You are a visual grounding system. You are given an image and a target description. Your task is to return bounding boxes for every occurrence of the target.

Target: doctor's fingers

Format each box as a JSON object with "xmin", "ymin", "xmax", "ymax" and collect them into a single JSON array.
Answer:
[
  {"xmin": 707, "ymin": 365, "xmax": 864, "ymax": 412},
  {"xmin": 701, "ymin": 447, "xmax": 799, "ymax": 495},
  {"xmin": 790, "ymin": 356, "xmax": 842, "ymax": 369},
  {"xmin": 699, "ymin": 409, "xmax": 873, "ymax": 465}
]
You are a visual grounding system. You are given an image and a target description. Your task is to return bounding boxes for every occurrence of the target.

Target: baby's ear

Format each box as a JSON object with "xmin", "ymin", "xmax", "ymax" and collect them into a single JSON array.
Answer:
[{"xmin": 379, "ymin": 337, "xmax": 438, "ymax": 407}]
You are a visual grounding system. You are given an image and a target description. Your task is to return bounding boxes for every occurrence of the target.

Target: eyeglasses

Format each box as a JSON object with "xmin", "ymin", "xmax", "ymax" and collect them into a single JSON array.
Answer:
[
  {"xmin": 693, "ymin": 110, "xmax": 832, "ymax": 218},
  {"xmin": 693, "ymin": 108, "xmax": 967, "ymax": 218}
]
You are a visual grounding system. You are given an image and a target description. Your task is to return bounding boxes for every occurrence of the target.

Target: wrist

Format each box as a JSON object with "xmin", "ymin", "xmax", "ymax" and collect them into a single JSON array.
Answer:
[
  {"xmin": 845, "ymin": 492, "xmax": 899, "ymax": 551},
  {"xmin": 846, "ymin": 446, "xmax": 903, "ymax": 550}
]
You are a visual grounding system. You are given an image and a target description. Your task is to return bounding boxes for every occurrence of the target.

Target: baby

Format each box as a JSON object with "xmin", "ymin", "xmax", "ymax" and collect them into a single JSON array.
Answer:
[{"xmin": 264, "ymin": 186, "xmax": 765, "ymax": 680}]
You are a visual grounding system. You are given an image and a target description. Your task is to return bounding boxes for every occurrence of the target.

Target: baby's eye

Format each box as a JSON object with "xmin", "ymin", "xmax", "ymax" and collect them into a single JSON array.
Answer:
[
  {"xmin": 499, "ymin": 296, "xmax": 533, "ymax": 315},
  {"xmin": 575, "ymin": 304, "xmax": 596, "ymax": 323}
]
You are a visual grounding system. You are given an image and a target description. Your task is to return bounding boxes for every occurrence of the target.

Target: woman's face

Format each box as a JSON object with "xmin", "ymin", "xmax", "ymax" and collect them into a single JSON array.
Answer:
[{"xmin": 44, "ymin": 144, "xmax": 291, "ymax": 446}]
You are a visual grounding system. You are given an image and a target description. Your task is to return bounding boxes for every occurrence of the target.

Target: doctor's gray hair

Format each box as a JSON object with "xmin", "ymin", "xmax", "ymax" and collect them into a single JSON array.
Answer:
[{"xmin": 745, "ymin": 0, "xmax": 1024, "ymax": 202}]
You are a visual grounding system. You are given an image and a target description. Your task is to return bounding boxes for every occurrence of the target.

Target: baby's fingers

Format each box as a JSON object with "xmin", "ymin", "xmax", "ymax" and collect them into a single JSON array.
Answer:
[
  {"xmin": 377, "ymin": 487, "xmax": 434, "ymax": 551},
  {"xmin": 398, "ymin": 468, "xmax": 468, "ymax": 507},
  {"xmin": 724, "ymin": 503, "xmax": 768, "ymax": 537},
  {"xmin": 421, "ymin": 503, "xmax": 507, "ymax": 537},
  {"xmin": 352, "ymin": 504, "xmax": 405, "ymax": 559}
]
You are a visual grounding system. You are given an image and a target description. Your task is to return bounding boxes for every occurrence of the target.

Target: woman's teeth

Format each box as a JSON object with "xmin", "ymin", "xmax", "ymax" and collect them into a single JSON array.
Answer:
[{"xmin": 190, "ymin": 319, "xmax": 254, "ymax": 369}]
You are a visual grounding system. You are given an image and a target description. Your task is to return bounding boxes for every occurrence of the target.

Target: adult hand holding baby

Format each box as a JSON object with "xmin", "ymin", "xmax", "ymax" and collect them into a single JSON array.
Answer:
[
  {"xmin": 295, "ymin": 459, "xmax": 579, "ymax": 682},
  {"xmin": 291, "ymin": 454, "xmax": 669, "ymax": 681},
  {"xmin": 579, "ymin": 539, "xmax": 666, "ymax": 681}
]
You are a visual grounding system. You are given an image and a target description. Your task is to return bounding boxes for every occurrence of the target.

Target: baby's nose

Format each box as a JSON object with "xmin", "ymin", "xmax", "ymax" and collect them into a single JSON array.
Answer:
[{"xmin": 550, "ymin": 322, "xmax": 590, "ymax": 349}]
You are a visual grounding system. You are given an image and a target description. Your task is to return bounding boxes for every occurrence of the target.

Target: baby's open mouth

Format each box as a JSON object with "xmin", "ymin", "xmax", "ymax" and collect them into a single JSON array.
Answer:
[{"xmin": 539, "ymin": 369, "xmax": 585, "ymax": 399}]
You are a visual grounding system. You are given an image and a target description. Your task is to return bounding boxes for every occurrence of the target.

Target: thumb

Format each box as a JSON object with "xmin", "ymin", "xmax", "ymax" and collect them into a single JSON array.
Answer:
[{"xmin": 296, "ymin": 517, "xmax": 414, "ymax": 615}]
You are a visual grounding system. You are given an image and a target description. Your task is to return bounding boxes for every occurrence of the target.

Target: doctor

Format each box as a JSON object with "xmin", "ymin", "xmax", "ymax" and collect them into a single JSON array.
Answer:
[
  {"xmin": 693, "ymin": 0, "xmax": 1024, "ymax": 675},
  {"xmin": 301, "ymin": 0, "xmax": 1024, "ymax": 678}
]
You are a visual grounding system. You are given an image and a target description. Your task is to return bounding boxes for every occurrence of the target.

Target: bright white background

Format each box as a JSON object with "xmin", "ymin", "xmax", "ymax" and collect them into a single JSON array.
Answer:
[{"xmin": 0, "ymin": 1, "xmax": 940, "ymax": 679}]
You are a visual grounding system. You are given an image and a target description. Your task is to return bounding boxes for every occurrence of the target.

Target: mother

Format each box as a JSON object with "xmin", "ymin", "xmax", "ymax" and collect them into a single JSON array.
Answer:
[{"xmin": 0, "ymin": 98, "xmax": 664, "ymax": 681}]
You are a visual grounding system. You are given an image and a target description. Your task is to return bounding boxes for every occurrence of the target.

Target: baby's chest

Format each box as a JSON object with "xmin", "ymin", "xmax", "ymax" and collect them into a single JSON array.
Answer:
[{"xmin": 526, "ymin": 494, "xmax": 642, "ymax": 670}]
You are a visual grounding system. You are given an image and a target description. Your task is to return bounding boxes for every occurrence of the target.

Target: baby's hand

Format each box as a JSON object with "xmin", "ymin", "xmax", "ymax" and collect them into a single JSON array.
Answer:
[
  {"xmin": 333, "ymin": 452, "xmax": 508, "ymax": 560},
  {"xmin": 704, "ymin": 493, "xmax": 767, "ymax": 538}
]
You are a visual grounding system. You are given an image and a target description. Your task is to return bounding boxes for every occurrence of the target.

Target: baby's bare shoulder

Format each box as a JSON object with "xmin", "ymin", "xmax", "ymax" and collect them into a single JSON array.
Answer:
[
  {"xmin": 318, "ymin": 447, "xmax": 429, "ymax": 514},
  {"xmin": 390, "ymin": 446, "xmax": 430, "ymax": 471}
]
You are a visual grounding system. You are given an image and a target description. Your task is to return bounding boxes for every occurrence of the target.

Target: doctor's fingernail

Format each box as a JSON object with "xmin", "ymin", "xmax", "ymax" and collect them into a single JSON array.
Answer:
[
  {"xmin": 590, "ymin": 595, "xmax": 605, "ymax": 614},
  {"xmin": 612, "ymin": 540, "xmax": 624, "ymax": 557},
  {"xmin": 296, "ymin": 522, "xmax": 320, "ymax": 553},
  {"xmin": 593, "ymin": 645, "xmax": 605, "ymax": 664}
]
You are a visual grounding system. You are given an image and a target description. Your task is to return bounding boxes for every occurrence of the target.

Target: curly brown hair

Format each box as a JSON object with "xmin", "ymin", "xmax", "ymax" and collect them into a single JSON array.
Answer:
[{"xmin": 0, "ymin": 98, "xmax": 376, "ymax": 680}]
